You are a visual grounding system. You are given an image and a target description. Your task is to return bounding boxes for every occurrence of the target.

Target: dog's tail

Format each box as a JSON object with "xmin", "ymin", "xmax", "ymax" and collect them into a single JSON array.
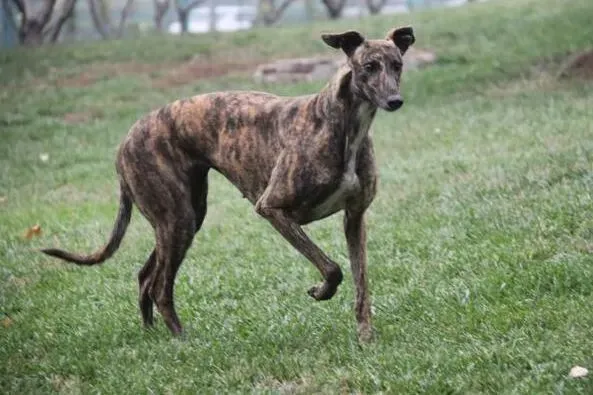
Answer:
[{"xmin": 41, "ymin": 186, "xmax": 133, "ymax": 266}]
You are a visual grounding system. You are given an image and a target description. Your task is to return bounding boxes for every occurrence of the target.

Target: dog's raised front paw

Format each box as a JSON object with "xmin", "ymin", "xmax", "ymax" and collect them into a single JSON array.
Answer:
[{"xmin": 307, "ymin": 281, "xmax": 338, "ymax": 301}]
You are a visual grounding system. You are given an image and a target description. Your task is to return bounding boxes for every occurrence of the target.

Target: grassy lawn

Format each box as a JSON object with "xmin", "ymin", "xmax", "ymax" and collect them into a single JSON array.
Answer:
[{"xmin": 2, "ymin": 0, "xmax": 593, "ymax": 393}]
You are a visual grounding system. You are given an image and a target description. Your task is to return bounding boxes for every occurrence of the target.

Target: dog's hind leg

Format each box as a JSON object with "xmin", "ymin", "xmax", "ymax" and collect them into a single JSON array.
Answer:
[
  {"xmin": 136, "ymin": 170, "xmax": 209, "ymax": 332},
  {"xmin": 147, "ymin": 169, "xmax": 209, "ymax": 335},
  {"xmin": 138, "ymin": 249, "xmax": 156, "ymax": 328},
  {"xmin": 150, "ymin": 209, "xmax": 196, "ymax": 336}
]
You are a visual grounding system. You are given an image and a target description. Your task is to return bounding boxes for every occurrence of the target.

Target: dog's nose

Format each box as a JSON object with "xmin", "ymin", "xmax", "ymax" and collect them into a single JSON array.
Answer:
[{"xmin": 386, "ymin": 95, "xmax": 404, "ymax": 111}]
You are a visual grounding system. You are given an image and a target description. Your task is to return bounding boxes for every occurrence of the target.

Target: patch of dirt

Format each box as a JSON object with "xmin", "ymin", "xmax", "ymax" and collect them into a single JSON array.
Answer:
[
  {"xmin": 151, "ymin": 59, "xmax": 260, "ymax": 89},
  {"xmin": 62, "ymin": 109, "xmax": 104, "ymax": 125},
  {"xmin": 557, "ymin": 49, "xmax": 593, "ymax": 80},
  {"xmin": 50, "ymin": 57, "xmax": 259, "ymax": 90},
  {"xmin": 56, "ymin": 73, "xmax": 99, "ymax": 88},
  {"xmin": 54, "ymin": 61, "xmax": 166, "ymax": 88}
]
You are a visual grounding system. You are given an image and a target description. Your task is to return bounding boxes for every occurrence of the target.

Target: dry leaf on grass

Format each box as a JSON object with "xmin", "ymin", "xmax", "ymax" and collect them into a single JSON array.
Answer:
[
  {"xmin": 569, "ymin": 366, "xmax": 588, "ymax": 378},
  {"xmin": 24, "ymin": 224, "xmax": 42, "ymax": 239},
  {"xmin": 0, "ymin": 196, "xmax": 6, "ymax": 204},
  {"xmin": 39, "ymin": 153, "xmax": 49, "ymax": 162},
  {"xmin": 1, "ymin": 313, "xmax": 12, "ymax": 328}
]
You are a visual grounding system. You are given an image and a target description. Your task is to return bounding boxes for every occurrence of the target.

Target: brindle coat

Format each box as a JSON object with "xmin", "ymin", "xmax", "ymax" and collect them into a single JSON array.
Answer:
[{"xmin": 42, "ymin": 27, "xmax": 415, "ymax": 342}]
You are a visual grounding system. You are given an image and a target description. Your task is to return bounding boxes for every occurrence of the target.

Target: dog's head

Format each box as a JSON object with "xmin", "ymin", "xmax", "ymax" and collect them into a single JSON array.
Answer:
[{"xmin": 322, "ymin": 27, "xmax": 415, "ymax": 112}]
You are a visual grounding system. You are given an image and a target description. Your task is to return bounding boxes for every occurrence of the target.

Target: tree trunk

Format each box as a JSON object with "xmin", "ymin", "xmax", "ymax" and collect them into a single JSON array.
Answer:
[
  {"xmin": 257, "ymin": 0, "xmax": 295, "ymax": 26},
  {"xmin": 19, "ymin": 20, "xmax": 44, "ymax": 45},
  {"xmin": 174, "ymin": 0, "xmax": 205, "ymax": 33},
  {"xmin": 153, "ymin": 0, "xmax": 169, "ymax": 31},
  {"xmin": 256, "ymin": 0, "xmax": 270, "ymax": 25},
  {"xmin": 13, "ymin": 0, "xmax": 77, "ymax": 45},
  {"xmin": 177, "ymin": 6, "xmax": 188, "ymax": 33},
  {"xmin": 44, "ymin": 0, "xmax": 78, "ymax": 42},
  {"xmin": 116, "ymin": 0, "xmax": 134, "ymax": 37},
  {"xmin": 208, "ymin": 0, "xmax": 214, "ymax": 32},
  {"xmin": 88, "ymin": 0, "xmax": 109, "ymax": 38},
  {"xmin": 2, "ymin": 0, "xmax": 19, "ymax": 47},
  {"xmin": 88, "ymin": 0, "xmax": 133, "ymax": 39},
  {"xmin": 14, "ymin": 0, "xmax": 58, "ymax": 46},
  {"xmin": 366, "ymin": 0, "xmax": 387, "ymax": 14},
  {"xmin": 304, "ymin": 0, "xmax": 314, "ymax": 21},
  {"xmin": 62, "ymin": 1, "xmax": 76, "ymax": 41},
  {"xmin": 321, "ymin": 0, "xmax": 346, "ymax": 19}
]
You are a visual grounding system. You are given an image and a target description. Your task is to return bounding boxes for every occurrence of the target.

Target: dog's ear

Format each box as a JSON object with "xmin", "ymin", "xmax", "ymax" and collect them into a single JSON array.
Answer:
[
  {"xmin": 322, "ymin": 31, "xmax": 365, "ymax": 57},
  {"xmin": 386, "ymin": 26, "xmax": 415, "ymax": 55}
]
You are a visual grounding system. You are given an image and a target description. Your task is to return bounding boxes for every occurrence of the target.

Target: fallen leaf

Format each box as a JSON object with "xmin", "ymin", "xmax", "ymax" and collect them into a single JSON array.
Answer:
[
  {"xmin": 39, "ymin": 153, "xmax": 49, "ymax": 162},
  {"xmin": 0, "ymin": 314, "xmax": 12, "ymax": 328},
  {"xmin": 24, "ymin": 224, "xmax": 42, "ymax": 239},
  {"xmin": 0, "ymin": 196, "xmax": 6, "ymax": 204},
  {"xmin": 569, "ymin": 365, "xmax": 588, "ymax": 378}
]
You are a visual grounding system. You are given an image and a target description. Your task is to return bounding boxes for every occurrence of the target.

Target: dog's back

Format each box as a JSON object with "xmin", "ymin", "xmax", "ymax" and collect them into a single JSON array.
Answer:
[{"xmin": 119, "ymin": 91, "xmax": 316, "ymax": 203}]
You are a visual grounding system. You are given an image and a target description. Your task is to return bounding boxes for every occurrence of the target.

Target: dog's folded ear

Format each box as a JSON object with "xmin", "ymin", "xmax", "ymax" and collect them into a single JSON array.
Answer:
[
  {"xmin": 322, "ymin": 31, "xmax": 365, "ymax": 57},
  {"xmin": 386, "ymin": 26, "xmax": 415, "ymax": 55}
]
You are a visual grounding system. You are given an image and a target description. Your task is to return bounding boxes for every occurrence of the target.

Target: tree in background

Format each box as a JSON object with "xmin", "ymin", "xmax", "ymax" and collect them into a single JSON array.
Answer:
[
  {"xmin": 10, "ymin": 0, "xmax": 77, "ymax": 45},
  {"xmin": 153, "ymin": 0, "xmax": 169, "ymax": 31},
  {"xmin": 62, "ymin": 0, "xmax": 77, "ymax": 40},
  {"xmin": 320, "ymin": 0, "xmax": 346, "ymax": 19},
  {"xmin": 175, "ymin": 0, "xmax": 205, "ymax": 33},
  {"xmin": 154, "ymin": 0, "xmax": 218, "ymax": 34},
  {"xmin": 366, "ymin": 0, "xmax": 387, "ymax": 14},
  {"xmin": 207, "ymin": 0, "xmax": 215, "ymax": 32},
  {"xmin": 2, "ymin": 0, "xmax": 19, "ymax": 47},
  {"xmin": 88, "ymin": 0, "xmax": 135, "ymax": 39},
  {"xmin": 304, "ymin": 0, "xmax": 315, "ymax": 21},
  {"xmin": 257, "ymin": 0, "xmax": 296, "ymax": 26}
]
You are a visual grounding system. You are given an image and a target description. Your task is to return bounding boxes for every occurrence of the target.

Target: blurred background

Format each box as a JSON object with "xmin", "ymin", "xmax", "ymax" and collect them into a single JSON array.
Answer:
[{"xmin": 1, "ymin": 0, "xmax": 483, "ymax": 47}]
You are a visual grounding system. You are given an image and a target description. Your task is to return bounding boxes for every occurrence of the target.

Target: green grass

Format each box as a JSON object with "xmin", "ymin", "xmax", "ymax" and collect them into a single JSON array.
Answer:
[{"xmin": 2, "ymin": 0, "xmax": 593, "ymax": 393}]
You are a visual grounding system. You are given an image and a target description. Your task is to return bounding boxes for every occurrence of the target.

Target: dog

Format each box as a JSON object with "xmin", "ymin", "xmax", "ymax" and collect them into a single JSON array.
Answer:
[{"xmin": 42, "ymin": 26, "xmax": 415, "ymax": 342}]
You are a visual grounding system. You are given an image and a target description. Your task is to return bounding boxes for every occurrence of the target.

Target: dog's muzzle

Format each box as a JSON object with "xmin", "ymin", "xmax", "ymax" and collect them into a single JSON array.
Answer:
[{"xmin": 386, "ymin": 95, "xmax": 404, "ymax": 112}]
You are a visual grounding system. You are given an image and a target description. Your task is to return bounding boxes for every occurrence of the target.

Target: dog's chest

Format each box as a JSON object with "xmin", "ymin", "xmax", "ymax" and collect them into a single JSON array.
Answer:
[{"xmin": 310, "ymin": 106, "xmax": 373, "ymax": 220}]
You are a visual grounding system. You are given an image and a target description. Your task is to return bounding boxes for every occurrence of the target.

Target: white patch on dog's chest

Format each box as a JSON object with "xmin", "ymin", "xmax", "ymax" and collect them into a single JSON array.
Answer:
[{"xmin": 311, "ymin": 105, "xmax": 374, "ymax": 220}]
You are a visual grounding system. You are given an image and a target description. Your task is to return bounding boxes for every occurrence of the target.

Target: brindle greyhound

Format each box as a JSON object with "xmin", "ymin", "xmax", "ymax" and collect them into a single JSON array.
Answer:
[{"xmin": 42, "ymin": 26, "xmax": 415, "ymax": 342}]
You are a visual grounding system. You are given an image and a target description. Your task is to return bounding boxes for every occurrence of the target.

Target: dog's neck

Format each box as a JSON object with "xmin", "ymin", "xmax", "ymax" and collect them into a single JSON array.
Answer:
[{"xmin": 315, "ymin": 65, "xmax": 377, "ymax": 141}]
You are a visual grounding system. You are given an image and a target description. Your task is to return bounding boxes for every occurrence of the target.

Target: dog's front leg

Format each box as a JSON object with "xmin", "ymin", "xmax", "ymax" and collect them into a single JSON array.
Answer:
[
  {"xmin": 344, "ymin": 209, "xmax": 373, "ymax": 343},
  {"xmin": 256, "ymin": 200, "xmax": 343, "ymax": 300}
]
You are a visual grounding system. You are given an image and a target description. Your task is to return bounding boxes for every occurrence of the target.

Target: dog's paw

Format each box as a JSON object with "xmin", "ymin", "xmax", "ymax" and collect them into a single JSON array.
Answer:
[
  {"xmin": 307, "ymin": 281, "xmax": 338, "ymax": 301},
  {"xmin": 357, "ymin": 323, "xmax": 374, "ymax": 344}
]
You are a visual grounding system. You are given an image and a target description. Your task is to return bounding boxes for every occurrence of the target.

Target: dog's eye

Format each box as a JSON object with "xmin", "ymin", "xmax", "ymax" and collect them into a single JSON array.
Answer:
[
  {"xmin": 392, "ymin": 61, "xmax": 402, "ymax": 71},
  {"xmin": 363, "ymin": 61, "xmax": 379, "ymax": 73}
]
